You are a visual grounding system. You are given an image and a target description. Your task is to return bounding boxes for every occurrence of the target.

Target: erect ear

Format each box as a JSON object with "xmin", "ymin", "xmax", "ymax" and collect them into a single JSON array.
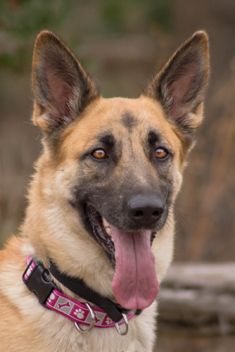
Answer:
[
  {"xmin": 145, "ymin": 31, "xmax": 210, "ymax": 136},
  {"xmin": 32, "ymin": 31, "xmax": 99, "ymax": 134}
]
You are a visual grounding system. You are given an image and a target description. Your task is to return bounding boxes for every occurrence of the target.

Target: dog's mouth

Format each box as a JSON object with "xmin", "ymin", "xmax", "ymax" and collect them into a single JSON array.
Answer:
[
  {"xmin": 85, "ymin": 204, "xmax": 115, "ymax": 263},
  {"xmin": 84, "ymin": 204, "xmax": 159, "ymax": 310}
]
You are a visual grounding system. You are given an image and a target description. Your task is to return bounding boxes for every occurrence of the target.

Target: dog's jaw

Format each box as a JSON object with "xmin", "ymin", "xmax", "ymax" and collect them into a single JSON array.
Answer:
[{"xmin": 82, "ymin": 204, "xmax": 159, "ymax": 310}]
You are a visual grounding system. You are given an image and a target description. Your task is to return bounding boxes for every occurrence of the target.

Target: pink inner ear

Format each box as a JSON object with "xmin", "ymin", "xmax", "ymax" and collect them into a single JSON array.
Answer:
[
  {"xmin": 47, "ymin": 69, "xmax": 73, "ymax": 117},
  {"xmin": 168, "ymin": 61, "xmax": 198, "ymax": 119}
]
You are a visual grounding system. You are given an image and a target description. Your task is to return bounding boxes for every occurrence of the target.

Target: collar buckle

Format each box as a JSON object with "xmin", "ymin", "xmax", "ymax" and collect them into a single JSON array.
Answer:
[{"xmin": 23, "ymin": 258, "xmax": 56, "ymax": 305}]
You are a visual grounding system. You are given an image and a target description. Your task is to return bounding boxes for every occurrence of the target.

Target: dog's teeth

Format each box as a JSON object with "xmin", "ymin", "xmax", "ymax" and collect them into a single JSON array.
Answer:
[
  {"xmin": 103, "ymin": 218, "xmax": 110, "ymax": 227},
  {"xmin": 105, "ymin": 226, "xmax": 111, "ymax": 236},
  {"xmin": 102, "ymin": 218, "xmax": 112, "ymax": 236}
]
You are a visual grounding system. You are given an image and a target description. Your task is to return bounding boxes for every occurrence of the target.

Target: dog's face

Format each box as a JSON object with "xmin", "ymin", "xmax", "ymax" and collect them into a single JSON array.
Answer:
[
  {"xmin": 62, "ymin": 97, "xmax": 183, "ymax": 245},
  {"xmin": 31, "ymin": 31, "xmax": 209, "ymax": 310}
]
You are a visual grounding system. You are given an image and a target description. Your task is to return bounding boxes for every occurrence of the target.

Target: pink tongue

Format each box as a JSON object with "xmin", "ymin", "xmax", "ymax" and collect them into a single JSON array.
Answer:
[{"xmin": 111, "ymin": 227, "xmax": 159, "ymax": 310}]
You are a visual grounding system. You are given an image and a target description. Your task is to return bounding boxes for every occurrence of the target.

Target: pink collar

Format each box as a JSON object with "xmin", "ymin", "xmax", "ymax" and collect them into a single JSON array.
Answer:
[{"xmin": 23, "ymin": 257, "xmax": 135, "ymax": 335}]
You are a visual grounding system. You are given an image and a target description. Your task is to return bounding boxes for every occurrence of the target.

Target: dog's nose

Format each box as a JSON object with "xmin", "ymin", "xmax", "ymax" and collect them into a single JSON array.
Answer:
[{"xmin": 127, "ymin": 194, "xmax": 164, "ymax": 228}]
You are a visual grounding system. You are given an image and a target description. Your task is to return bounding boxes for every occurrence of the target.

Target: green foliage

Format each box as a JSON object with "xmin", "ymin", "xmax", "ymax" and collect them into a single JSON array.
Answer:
[
  {"xmin": 0, "ymin": 0, "xmax": 172, "ymax": 71},
  {"xmin": 0, "ymin": 0, "xmax": 70, "ymax": 37},
  {"xmin": 100, "ymin": 0, "xmax": 171, "ymax": 34},
  {"xmin": 0, "ymin": 0, "xmax": 72, "ymax": 71},
  {"xmin": 147, "ymin": 0, "xmax": 172, "ymax": 31}
]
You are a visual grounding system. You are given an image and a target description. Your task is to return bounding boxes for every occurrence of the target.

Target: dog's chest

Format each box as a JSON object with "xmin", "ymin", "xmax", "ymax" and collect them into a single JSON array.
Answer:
[
  {"xmin": 41, "ymin": 310, "xmax": 156, "ymax": 352},
  {"xmin": 0, "ymin": 243, "xmax": 157, "ymax": 352}
]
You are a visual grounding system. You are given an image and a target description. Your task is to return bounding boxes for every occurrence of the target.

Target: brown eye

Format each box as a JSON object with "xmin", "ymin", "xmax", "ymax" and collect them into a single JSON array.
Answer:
[
  {"xmin": 154, "ymin": 147, "xmax": 169, "ymax": 160},
  {"xmin": 91, "ymin": 148, "xmax": 108, "ymax": 160}
]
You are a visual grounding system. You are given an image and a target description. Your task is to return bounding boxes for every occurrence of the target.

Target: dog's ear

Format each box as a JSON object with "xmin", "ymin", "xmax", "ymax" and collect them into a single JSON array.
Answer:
[
  {"xmin": 145, "ymin": 31, "xmax": 209, "ymax": 136},
  {"xmin": 32, "ymin": 31, "xmax": 98, "ymax": 134}
]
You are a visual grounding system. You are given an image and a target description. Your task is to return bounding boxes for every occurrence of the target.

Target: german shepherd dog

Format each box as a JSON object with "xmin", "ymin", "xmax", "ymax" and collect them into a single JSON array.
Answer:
[{"xmin": 0, "ymin": 30, "xmax": 209, "ymax": 352}]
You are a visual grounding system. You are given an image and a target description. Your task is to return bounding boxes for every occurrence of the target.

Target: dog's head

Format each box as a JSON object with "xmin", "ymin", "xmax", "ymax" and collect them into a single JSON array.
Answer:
[{"xmin": 30, "ymin": 31, "xmax": 209, "ymax": 310}]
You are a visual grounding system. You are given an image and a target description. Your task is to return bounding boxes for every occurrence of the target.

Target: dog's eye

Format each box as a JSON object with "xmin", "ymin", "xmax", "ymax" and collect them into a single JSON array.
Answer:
[
  {"xmin": 91, "ymin": 148, "xmax": 108, "ymax": 160},
  {"xmin": 154, "ymin": 147, "xmax": 169, "ymax": 160}
]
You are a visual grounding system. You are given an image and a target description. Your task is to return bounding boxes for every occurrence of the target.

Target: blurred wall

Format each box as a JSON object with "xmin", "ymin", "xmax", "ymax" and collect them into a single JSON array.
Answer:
[{"xmin": 0, "ymin": 0, "xmax": 234, "ymax": 261}]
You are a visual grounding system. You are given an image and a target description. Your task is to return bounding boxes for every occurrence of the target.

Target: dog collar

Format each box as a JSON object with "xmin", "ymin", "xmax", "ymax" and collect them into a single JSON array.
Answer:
[{"xmin": 23, "ymin": 257, "xmax": 135, "ymax": 334}]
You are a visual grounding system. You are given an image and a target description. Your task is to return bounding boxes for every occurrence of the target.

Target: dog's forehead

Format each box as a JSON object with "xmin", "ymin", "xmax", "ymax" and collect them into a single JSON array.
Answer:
[
  {"xmin": 74, "ymin": 96, "xmax": 176, "ymax": 137},
  {"xmin": 86, "ymin": 96, "xmax": 167, "ymax": 126},
  {"xmin": 61, "ymin": 95, "xmax": 182, "ymax": 156}
]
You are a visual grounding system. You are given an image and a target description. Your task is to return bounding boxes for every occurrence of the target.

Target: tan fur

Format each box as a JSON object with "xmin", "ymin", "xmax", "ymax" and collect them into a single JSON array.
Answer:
[{"xmin": 0, "ymin": 31, "xmax": 209, "ymax": 351}]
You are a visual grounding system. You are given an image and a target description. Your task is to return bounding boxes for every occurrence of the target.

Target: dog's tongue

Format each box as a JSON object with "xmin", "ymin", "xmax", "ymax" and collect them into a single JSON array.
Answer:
[{"xmin": 110, "ymin": 226, "xmax": 159, "ymax": 310}]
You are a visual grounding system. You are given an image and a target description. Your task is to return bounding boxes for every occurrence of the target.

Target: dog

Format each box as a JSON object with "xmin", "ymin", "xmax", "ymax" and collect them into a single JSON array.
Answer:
[{"xmin": 0, "ymin": 30, "xmax": 209, "ymax": 352}]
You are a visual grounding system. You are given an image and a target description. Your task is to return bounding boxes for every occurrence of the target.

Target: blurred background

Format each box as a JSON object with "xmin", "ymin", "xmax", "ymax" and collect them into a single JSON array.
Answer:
[{"xmin": 0, "ymin": 1, "xmax": 234, "ymax": 351}]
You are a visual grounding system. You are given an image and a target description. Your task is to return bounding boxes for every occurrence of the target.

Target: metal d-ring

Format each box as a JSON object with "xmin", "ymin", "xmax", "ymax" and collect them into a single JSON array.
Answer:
[
  {"xmin": 115, "ymin": 313, "xmax": 129, "ymax": 336},
  {"xmin": 74, "ymin": 303, "xmax": 96, "ymax": 334}
]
